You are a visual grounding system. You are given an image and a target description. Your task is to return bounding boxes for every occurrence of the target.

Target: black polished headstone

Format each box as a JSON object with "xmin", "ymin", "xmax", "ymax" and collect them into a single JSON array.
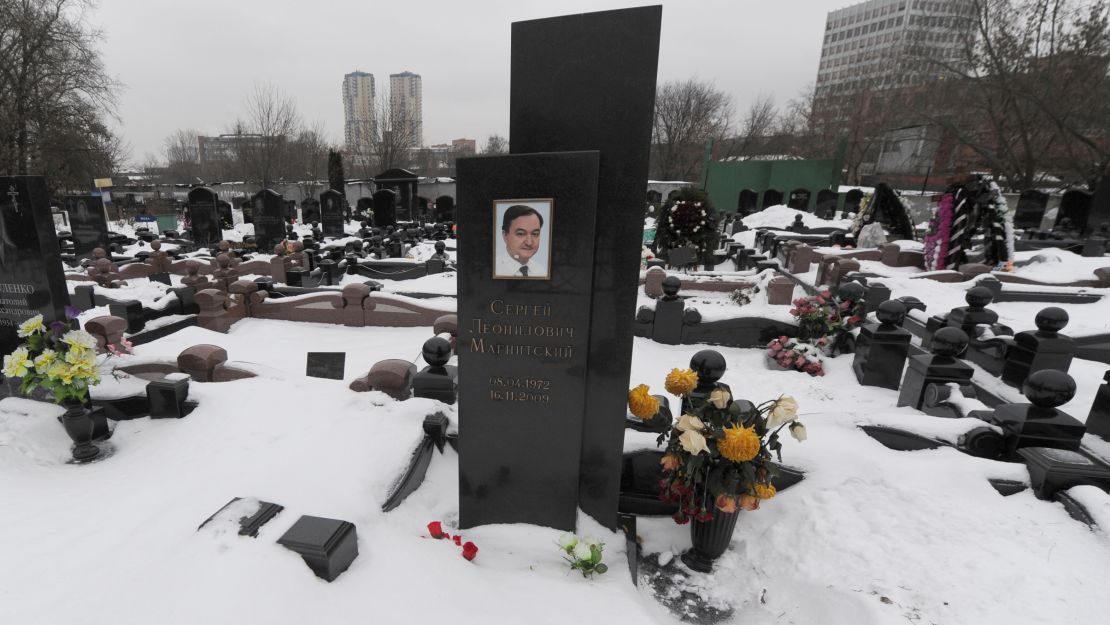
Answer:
[
  {"xmin": 63, "ymin": 195, "xmax": 110, "ymax": 259},
  {"xmin": 457, "ymin": 151, "xmax": 600, "ymax": 531},
  {"xmin": 306, "ymin": 352, "xmax": 346, "ymax": 380},
  {"xmin": 0, "ymin": 176, "xmax": 70, "ymax": 357},
  {"xmin": 252, "ymin": 189, "xmax": 286, "ymax": 253},
  {"xmin": 372, "ymin": 189, "xmax": 397, "ymax": 228},
  {"xmin": 510, "ymin": 5, "xmax": 661, "ymax": 530},
  {"xmin": 320, "ymin": 189, "xmax": 345, "ymax": 239},
  {"xmin": 186, "ymin": 187, "xmax": 222, "ymax": 247}
]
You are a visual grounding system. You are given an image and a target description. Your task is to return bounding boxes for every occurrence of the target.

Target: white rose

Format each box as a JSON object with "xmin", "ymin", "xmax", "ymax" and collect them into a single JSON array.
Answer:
[
  {"xmin": 676, "ymin": 414, "xmax": 704, "ymax": 432},
  {"xmin": 766, "ymin": 396, "xmax": 799, "ymax": 429},
  {"xmin": 679, "ymin": 429, "xmax": 709, "ymax": 455},
  {"xmin": 573, "ymin": 542, "xmax": 593, "ymax": 561},
  {"xmin": 708, "ymin": 388, "xmax": 731, "ymax": 410},
  {"xmin": 790, "ymin": 422, "xmax": 807, "ymax": 442},
  {"xmin": 558, "ymin": 533, "xmax": 578, "ymax": 551}
]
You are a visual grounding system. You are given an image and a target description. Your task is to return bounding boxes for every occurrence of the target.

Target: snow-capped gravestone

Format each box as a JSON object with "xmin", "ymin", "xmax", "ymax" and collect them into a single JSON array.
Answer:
[
  {"xmin": 320, "ymin": 189, "xmax": 345, "ymax": 239},
  {"xmin": 187, "ymin": 187, "xmax": 222, "ymax": 247},
  {"xmin": 63, "ymin": 195, "xmax": 110, "ymax": 259},
  {"xmin": 458, "ymin": 6, "xmax": 660, "ymax": 532},
  {"xmin": 0, "ymin": 176, "xmax": 71, "ymax": 357},
  {"xmin": 252, "ymin": 189, "xmax": 286, "ymax": 252}
]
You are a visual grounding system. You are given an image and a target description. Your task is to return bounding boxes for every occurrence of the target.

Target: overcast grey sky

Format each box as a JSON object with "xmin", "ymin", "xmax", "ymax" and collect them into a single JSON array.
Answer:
[{"xmin": 93, "ymin": 0, "xmax": 848, "ymax": 165}]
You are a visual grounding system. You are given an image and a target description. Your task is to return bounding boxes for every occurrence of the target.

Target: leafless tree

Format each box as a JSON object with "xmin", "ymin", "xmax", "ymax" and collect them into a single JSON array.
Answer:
[
  {"xmin": 233, "ymin": 83, "xmax": 302, "ymax": 189},
  {"xmin": 720, "ymin": 94, "xmax": 778, "ymax": 160},
  {"xmin": 650, "ymin": 78, "xmax": 734, "ymax": 181},
  {"xmin": 161, "ymin": 128, "xmax": 200, "ymax": 184},
  {"xmin": 0, "ymin": 0, "xmax": 122, "ymax": 192},
  {"xmin": 345, "ymin": 91, "xmax": 417, "ymax": 178},
  {"xmin": 481, "ymin": 134, "xmax": 508, "ymax": 155}
]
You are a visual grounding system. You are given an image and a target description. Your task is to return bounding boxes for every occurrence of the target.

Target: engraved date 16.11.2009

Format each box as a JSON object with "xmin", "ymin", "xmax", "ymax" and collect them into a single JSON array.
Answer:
[{"xmin": 488, "ymin": 376, "xmax": 551, "ymax": 403}]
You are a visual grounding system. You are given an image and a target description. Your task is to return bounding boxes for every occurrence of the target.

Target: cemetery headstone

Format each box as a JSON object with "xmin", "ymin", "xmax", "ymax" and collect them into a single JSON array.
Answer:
[
  {"xmin": 0, "ymin": 176, "xmax": 71, "ymax": 358},
  {"xmin": 991, "ymin": 370, "xmax": 1085, "ymax": 455},
  {"xmin": 372, "ymin": 189, "xmax": 397, "ymax": 228},
  {"xmin": 217, "ymin": 200, "xmax": 233, "ymax": 227},
  {"xmin": 507, "ymin": 5, "xmax": 661, "ymax": 530},
  {"xmin": 897, "ymin": 327, "xmax": 974, "ymax": 412},
  {"xmin": 63, "ymin": 195, "xmax": 110, "ymax": 259},
  {"xmin": 815, "ymin": 189, "xmax": 838, "ymax": 219},
  {"xmin": 306, "ymin": 352, "xmax": 346, "ymax": 380},
  {"xmin": 252, "ymin": 189, "xmax": 286, "ymax": 253},
  {"xmin": 320, "ymin": 189, "xmax": 345, "ymax": 239},
  {"xmin": 457, "ymin": 151, "xmax": 601, "ymax": 531},
  {"xmin": 1001, "ymin": 307, "xmax": 1074, "ymax": 389},
  {"xmin": 762, "ymin": 188, "xmax": 784, "ymax": 209},
  {"xmin": 186, "ymin": 187, "xmax": 222, "ymax": 247},
  {"xmin": 435, "ymin": 195, "xmax": 455, "ymax": 222},
  {"xmin": 1055, "ymin": 189, "xmax": 1093, "ymax": 234},
  {"xmin": 737, "ymin": 189, "xmax": 758, "ymax": 216},
  {"xmin": 1013, "ymin": 190, "xmax": 1049, "ymax": 230},
  {"xmin": 852, "ymin": 300, "xmax": 912, "ymax": 390}
]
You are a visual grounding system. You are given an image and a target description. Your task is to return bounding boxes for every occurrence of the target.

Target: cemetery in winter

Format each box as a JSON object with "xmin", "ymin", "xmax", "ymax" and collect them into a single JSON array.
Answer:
[{"xmin": 4, "ymin": 4, "xmax": 1110, "ymax": 625}]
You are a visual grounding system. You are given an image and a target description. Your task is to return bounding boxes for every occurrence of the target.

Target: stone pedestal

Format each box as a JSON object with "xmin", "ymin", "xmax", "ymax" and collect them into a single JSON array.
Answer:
[
  {"xmin": 1017, "ymin": 447, "xmax": 1110, "ymax": 499},
  {"xmin": 1001, "ymin": 307, "xmax": 1075, "ymax": 389},
  {"xmin": 990, "ymin": 370, "xmax": 1085, "ymax": 455},
  {"xmin": 1087, "ymin": 370, "xmax": 1110, "ymax": 441},
  {"xmin": 946, "ymin": 286, "xmax": 998, "ymax": 336},
  {"xmin": 853, "ymin": 300, "xmax": 911, "ymax": 390},
  {"xmin": 897, "ymin": 327, "xmax": 973, "ymax": 411},
  {"xmin": 412, "ymin": 337, "xmax": 458, "ymax": 404},
  {"xmin": 277, "ymin": 516, "xmax": 359, "ymax": 582},
  {"xmin": 651, "ymin": 277, "xmax": 684, "ymax": 346}
]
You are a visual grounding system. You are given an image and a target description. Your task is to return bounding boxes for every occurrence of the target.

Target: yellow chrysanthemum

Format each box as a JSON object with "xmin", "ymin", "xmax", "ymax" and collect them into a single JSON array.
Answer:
[
  {"xmin": 627, "ymin": 384, "xmax": 660, "ymax": 419},
  {"xmin": 47, "ymin": 362, "xmax": 75, "ymax": 384},
  {"xmin": 718, "ymin": 425, "xmax": 761, "ymax": 462},
  {"xmin": 753, "ymin": 483, "xmax": 777, "ymax": 500},
  {"xmin": 17, "ymin": 314, "xmax": 44, "ymax": 338},
  {"xmin": 664, "ymin": 368, "xmax": 698, "ymax": 396},
  {"xmin": 3, "ymin": 347, "xmax": 31, "ymax": 378},
  {"xmin": 62, "ymin": 330, "xmax": 97, "ymax": 352},
  {"xmin": 33, "ymin": 349, "xmax": 57, "ymax": 372}
]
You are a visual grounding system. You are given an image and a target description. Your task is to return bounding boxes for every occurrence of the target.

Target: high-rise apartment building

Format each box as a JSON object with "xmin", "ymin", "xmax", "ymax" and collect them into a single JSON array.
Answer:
[
  {"xmin": 815, "ymin": 0, "xmax": 974, "ymax": 97},
  {"xmin": 389, "ymin": 71, "xmax": 423, "ymax": 148},
  {"xmin": 343, "ymin": 71, "xmax": 376, "ymax": 153}
]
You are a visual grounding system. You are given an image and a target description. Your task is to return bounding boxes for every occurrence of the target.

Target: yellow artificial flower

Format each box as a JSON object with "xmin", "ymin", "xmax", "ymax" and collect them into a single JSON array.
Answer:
[
  {"xmin": 718, "ymin": 425, "xmax": 761, "ymax": 462},
  {"xmin": 3, "ymin": 347, "xmax": 31, "ymax": 378},
  {"xmin": 47, "ymin": 361, "xmax": 74, "ymax": 384},
  {"xmin": 753, "ymin": 483, "xmax": 777, "ymax": 500},
  {"xmin": 61, "ymin": 330, "xmax": 97, "ymax": 352},
  {"xmin": 33, "ymin": 349, "xmax": 57, "ymax": 372},
  {"xmin": 664, "ymin": 368, "xmax": 698, "ymax": 396},
  {"xmin": 708, "ymin": 387, "xmax": 731, "ymax": 410},
  {"xmin": 17, "ymin": 314, "xmax": 44, "ymax": 338},
  {"xmin": 627, "ymin": 384, "xmax": 660, "ymax": 419}
]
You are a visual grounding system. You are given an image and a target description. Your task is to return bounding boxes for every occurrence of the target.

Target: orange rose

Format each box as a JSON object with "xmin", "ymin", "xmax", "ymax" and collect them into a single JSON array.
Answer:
[
  {"xmin": 715, "ymin": 494, "xmax": 738, "ymax": 513},
  {"xmin": 739, "ymin": 494, "xmax": 761, "ymax": 511}
]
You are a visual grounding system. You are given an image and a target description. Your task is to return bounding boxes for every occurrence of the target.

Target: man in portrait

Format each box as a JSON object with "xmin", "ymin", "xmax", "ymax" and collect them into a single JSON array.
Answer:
[{"xmin": 495, "ymin": 204, "xmax": 547, "ymax": 278}]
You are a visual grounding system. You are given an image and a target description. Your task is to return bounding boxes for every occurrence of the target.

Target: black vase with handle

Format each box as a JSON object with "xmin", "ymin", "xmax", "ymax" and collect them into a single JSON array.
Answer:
[
  {"xmin": 60, "ymin": 398, "xmax": 100, "ymax": 462},
  {"xmin": 681, "ymin": 508, "xmax": 741, "ymax": 573}
]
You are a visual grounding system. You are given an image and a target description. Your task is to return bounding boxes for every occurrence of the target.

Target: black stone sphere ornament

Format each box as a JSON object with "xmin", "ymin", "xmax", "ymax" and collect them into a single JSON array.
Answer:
[
  {"xmin": 1023, "ymin": 370, "xmax": 1077, "ymax": 408},
  {"xmin": 1034, "ymin": 307, "xmax": 1068, "ymax": 334},
  {"xmin": 876, "ymin": 300, "xmax": 907, "ymax": 327},
  {"xmin": 422, "ymin": 336, "xmax": 452, "ymax": 369},
  {"xmin": 965, "ymin": 286, "xmax": 994, "ymax": 308},
  {"xmin": 661, "ymin": 276, "xmax": 682, "ymax": 301},
  {"xmin": 932, "ymin": 327, "xmax": 970, "ymax": 358},
  {"xmin": 837, "ymin": 281, "xmax": 866, "ymax": 303}
]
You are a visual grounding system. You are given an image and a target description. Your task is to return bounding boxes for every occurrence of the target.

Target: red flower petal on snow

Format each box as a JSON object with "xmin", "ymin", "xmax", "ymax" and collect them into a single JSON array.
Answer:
[
  {"xmin": 427, "ymin": 521, "xmax": 444, "ymax": 539},
  {"xmin": 461, "ymin": 541, "xmax": 479, "ymax": 561},
  {"xmin": 453, "ymin": 535, "xmax": 462, "ymax": 546}
]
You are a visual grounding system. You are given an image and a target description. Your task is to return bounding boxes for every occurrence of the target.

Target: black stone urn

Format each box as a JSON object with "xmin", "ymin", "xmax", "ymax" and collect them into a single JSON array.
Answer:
[
  {"xmin": 60, "ymin": 398, "xmax": 100, "ymax": 462},
  {"xmin": 681, "ymin": 507, "xmax": 741, "ymax": 573}
]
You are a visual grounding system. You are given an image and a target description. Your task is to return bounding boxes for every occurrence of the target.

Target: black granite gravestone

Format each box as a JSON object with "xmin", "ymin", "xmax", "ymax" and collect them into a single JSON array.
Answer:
[
  {"xmin": 63, "ymin": 195, "xmax": 110, "ymax": 259},
  {"xmin": 456, "ymin": 151, "xmax": 600, "ymax": 531},
  {"xmin": 306, "ymin": 352, "xmax": 345, "ymax": 380},
  {"xmin": 0, "ymin": 176, "xmax": 71, "ymax": 357},
  {"xmin": 252, "ymin": 189, "xmax": 286, "ymax": 253},
  {"xmin": 897, "ymin": 327, "xmax": 974, "ymax": 411},
  {"xmin": 509, "ymin": 5, "xmax": 661, "ymax": 530},
  {"xmin": 187, "ymin": 187, "xmax": 222, "ymax": 247},
  {"xmin": 320, "ymin": 189, "xmax": 345, "ymax": 239},
  {"xmin": 1013, "ymin": 190, "xmax": 1049, "ymax": 230},
  {"xmin": 991, "ymin": 370, "xmax": 1085, "ymax": 455},
  {"xmin": 853, "ymin": 300, "xmax": 912, "ymax": 390},
  {"xmin": 1001, "ymin": 307, "xmax": 1074, "ymax": 389},
  {"xmin": 815, "ymin": 189, "xmax": 838, "ymax": 219},
  {"xmin": 435, "ymin": 195, "xmax": 455, "ymax": 221},
  {"xmin": 372, "ymin": 189, "xmax": 397, "ymax": 228}
]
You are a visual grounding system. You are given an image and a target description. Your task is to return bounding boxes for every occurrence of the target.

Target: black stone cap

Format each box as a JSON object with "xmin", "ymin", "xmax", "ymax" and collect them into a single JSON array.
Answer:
[
  {"xmin": 198, "ymin": 497, "xmax": 284, "ymax": 538},
  {"xmin": 278, "ymin": 515, "xmax": 356, "ymax": 556}
]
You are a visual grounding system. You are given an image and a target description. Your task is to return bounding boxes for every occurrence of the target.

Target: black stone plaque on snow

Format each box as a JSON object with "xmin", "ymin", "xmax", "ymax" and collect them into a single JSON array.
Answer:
[
  {"xmin": 0, "ymin": 176, "xmax": 71, "ymax": 357},
  {"xmin": 252, "ymin": 189, "xmax": 286, "ymax": 253},
  {"xmin": 456, "ymin": 151, "xmax": 600, "ymax": 531},
  {"xmin": 320, "ymin": 189, "xmax": 345, "ymax": 239},
  {"xmin": 306, "ymin": 352, "xmax": 346, "ymax": 380},
  {"xmin": 509, "ymin": 5, "xmax": 661, "ymax": 530},
  {"xmin": 186, "ymin": 187, "xmax": 222, "ymax": 247},
  {"xmin": 63, "ymin": 195, "xmax": 110, "ymax": 259},
  {"xmin": 277, "ymin": 515, "xmax": 358, "ymax": 582}
]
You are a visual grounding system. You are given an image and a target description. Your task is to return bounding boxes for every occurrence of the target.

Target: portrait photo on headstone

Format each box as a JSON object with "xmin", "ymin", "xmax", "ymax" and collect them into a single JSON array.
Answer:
[{"xmin": 492, "ymin": 199, "xmax": 551, "ymax": 280}]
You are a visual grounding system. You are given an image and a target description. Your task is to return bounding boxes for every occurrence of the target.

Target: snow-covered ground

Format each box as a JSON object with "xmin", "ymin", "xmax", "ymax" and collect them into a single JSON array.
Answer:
[{"xmin": 4, "ymin": 222, "xmax": 1110, "ymax": 624}]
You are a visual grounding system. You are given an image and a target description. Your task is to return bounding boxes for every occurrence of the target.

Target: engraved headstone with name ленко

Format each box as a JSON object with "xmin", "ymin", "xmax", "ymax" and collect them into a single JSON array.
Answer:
[{"xmin": 0, "ymin": 176, "xmax": 71, "ymax": 357}]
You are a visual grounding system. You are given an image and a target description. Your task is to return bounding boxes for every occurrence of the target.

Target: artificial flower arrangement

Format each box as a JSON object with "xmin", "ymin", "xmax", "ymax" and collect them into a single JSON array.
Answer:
[
  {"xmin": 789, "ymin": 289, "xmax": 865, "ymax": 344},
  {"xmin": 557, "ymin": 534, "xmax": 607, "ymax": 578},
  {"xmin": 652, "ymin": 187, "xmax": 719, "ymax": 259},
  {"xmin": 1, "ymin": 309, "xmax": 123, "ymax": 404},
  {"xmin": 766, "ymin": 336, "xmax": 826, "ymax": 377},
  {"xmin": 629, "ymin": 368, "xmax": 806, "ymax": 523}
]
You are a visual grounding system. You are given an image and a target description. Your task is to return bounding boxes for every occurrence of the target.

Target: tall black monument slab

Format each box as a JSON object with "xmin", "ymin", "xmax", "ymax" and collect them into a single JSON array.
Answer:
[
  {"xmin": 252, "ymin": 189, "xmax": 286, "ymax": 252},
  {"xmin": 320, "ymin": 189, "xmax": 346, "ymax": 239},
  {"xmin": 0, "ymin": 176, "xmax": 71, "ymax": 357},
  {"xmin": 63, "ymin": 195, "xmax": 110, "ymax": 259},
  {"xmin": 457, "ymin": 151, "xmax": 600, "ymax": 531},
  {"xmin": 187, "ymin": 187, "xmax": 222, "ymax": 247},
  {"xmin": 509, "ymin": 5, "xmax": 661, "ymax": 530}
]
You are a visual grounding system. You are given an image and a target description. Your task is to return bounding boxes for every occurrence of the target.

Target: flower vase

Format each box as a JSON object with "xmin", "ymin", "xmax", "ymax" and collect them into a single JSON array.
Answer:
[
  {"xmin": 61, "ymin": 399, "xmax": 100, "ymax": 462},
  {"xmin": 681, "ymin": 507, "xmax": 741, "ymax": 573}
]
